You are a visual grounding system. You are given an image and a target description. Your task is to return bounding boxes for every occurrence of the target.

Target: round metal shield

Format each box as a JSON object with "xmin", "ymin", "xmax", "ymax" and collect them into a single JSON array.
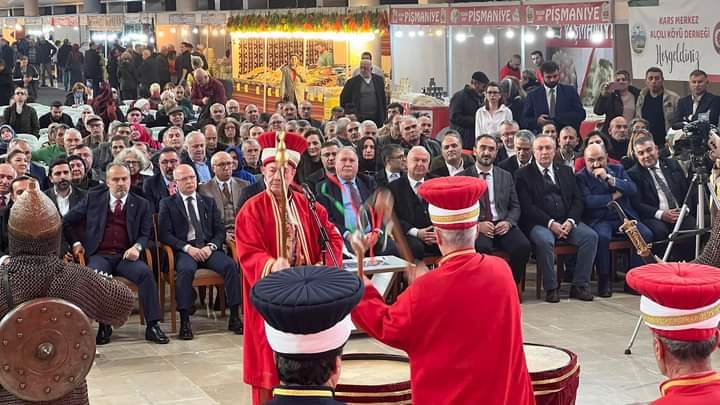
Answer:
[{"xmin": 0, "ymin": 298, "xmax": 95, "ymax": 401}]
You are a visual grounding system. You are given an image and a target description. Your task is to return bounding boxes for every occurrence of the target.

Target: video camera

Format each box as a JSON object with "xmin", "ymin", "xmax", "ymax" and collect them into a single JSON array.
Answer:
[{"xmin": 673, "ymin": 113, "xmax": 717, "ymax": 173}]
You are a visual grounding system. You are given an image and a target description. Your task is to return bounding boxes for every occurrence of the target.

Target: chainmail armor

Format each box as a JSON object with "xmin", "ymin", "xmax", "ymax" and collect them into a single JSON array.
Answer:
[{"xmin": 694, "ymin": 215, "xmax": 720, "ymax": 267}]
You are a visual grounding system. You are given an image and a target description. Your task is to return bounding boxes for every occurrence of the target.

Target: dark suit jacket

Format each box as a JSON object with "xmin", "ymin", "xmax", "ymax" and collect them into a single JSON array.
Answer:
[
  {"xmin": 316, "ymin": 174, "xmax": 377, "ymax": 237},
  {"xmin": 515, "ymin": 163, "xmax": 584, "ymax": 231},
  {"xmin": 339, "ymin": 73, "xmax": 387, "ymax": 126},
  {"xmin": 44, "ymin": 185, "xmax": 86, "ymax": 214},
  {"xmin": 142, "ymin": 173, "xmax": 171, "ymax": 213},
  {"xmin": 428, "ymin": 154, "xmax": 474, "ymax": 177},
  {"xmin": 459, "ymin": 165, "xmax": 521, "ymax": 226},
  {"xmin": 0, "ymin": 204, "xmax": 10, "ymax": 256},
  {"xmin": 627, "ymin": 158, "xmax": 690, "ymax": 219},
  {"xmin": 30, "ymin": 162, "xmax": 49, "ymax": 191},
  {"xmin": 522, "ymin": 84, "xmax": 586, "ymax": 132},
  {"xmin": 388, "ymin": 175, "xmax": 432, "ymax": 234},
  {"xmin": 198, "ymin": 177, "xmax": 250, "ymax": 228},
  {"xmin": 305, "ymin": 169, "xmax": 328, "ymax": 194},
  {"xmin": 498, "ymin": 156, "xmax": 533, "ymax": 176},
  {"xmin": 576, "ymin": 164, "xmax": 640, "ymax": 226},
  {"xmin": 62, "ymin": 187, "xmax": 152, "ymax": 255},
  {"xmin": 671, "ymin": 92, "xmax": 720, "ymax": 127},
  {"xmin": 158, "ymin": 192, "xmax": 225, "ymax": 252},
  {"xmin": 238, "ymin": 180, "xmax": 266, "ymax": 209},
  {"xmin": 181, "ymin": 154, "xmax": 214, "ymax": 183}
]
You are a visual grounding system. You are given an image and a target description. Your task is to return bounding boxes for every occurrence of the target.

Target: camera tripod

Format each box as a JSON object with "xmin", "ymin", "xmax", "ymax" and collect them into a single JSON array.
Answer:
[{"xmin": 623, "ymin": 168, "xmax": 720, "ymax": 355}]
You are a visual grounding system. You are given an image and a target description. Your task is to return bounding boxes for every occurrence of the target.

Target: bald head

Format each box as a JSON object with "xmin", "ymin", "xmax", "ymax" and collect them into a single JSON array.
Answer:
[
  {"xmin": 609, "ymin": 116, "xmax": 629, "ymax": 141},
  {"xmin": 584, "ymin": 143, "xmax": 608, "ymax": 172}
]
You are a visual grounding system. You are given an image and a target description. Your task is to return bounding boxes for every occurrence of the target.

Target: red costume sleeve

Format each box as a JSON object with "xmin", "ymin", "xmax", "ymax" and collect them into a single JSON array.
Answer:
[{"xmin": 351, "ymin": 283, "xmax": 413, "ymax": 352}]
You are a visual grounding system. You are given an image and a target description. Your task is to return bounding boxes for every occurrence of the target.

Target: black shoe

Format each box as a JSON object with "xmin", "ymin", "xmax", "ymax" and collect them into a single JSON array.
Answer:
[
  {"xmin": 570, "ymin": 286, "xmax": 594, "ymax": 301},
  {"xmin": 598, "ymin": 289, "xmax": 613, "ymax": 298},
  {"xmin": 178, "ymin": 320, "xmax": 194, "ymax": 340},
  {"xmin": 545, "ymin": 289, "xmax": 560, "ymax": 303},
  {"xmin": 145, "ymin": 324, "xmax": 170, "ymax": 344},
  {"xmin": 96, "ymin": 323, "xmax": 112, "ymax": 345},
  {"xmin": 228, "ymin": 317, "xmax": 243, "ymax": 335}
]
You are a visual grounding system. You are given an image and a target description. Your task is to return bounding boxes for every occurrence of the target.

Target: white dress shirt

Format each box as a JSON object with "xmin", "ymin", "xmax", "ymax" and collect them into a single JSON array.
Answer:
[
  {"xmin": 649, "ymin": 163, "xmax": 672, "ymax": 219},
  {"xmin": 537, "ymin": 162, "xmax": 556, "ymax": 184},
  {"xmin": 178, "ymin": 191, "xmax": 199, "ymax": 242},
  {"xmin": 545, "ymin": 85, "xmax": 557, "ymax": 114},
  {"xmin": 407, "ymin": 176, "xmax": 426, "ymax": 238},
  {"xmin": 446, "ymin": 161, "xmax": 464, "ymax": 176},
  {"xmin": 109, "ymin": 194, "xmax": 128, "ymax": 212},
  {"xmin": 477, "ymin": 165, "xmax": 499, "ymax": 221},
  {"xmin": 386, "ymin": 169, "xmax": 401, "ymax": 183},
  {"xmin": 55, "ymin": 188, "xmax": 72, "ymax": 216},
  {"xmin": 475, "ymin": 104, "xmax": 513, "ymax": 139}
]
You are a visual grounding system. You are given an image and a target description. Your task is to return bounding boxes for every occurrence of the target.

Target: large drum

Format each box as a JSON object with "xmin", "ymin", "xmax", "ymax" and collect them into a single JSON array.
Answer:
[
  {"xmin": 525, "ymin": 343, "xmax": 580, "ymax": 405},
  {"xmin": 335, "ymin": 353, "xmax": 411, "ymax": 404}
]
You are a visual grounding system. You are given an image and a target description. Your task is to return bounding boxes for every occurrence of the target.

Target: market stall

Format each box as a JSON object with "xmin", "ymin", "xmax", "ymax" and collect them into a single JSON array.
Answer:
[
  {"xmin": 226, "ymin": 8, "xmax": 389, "ymax": 119},
  {"xmin": 389, "ymin": 1, "xmax": 614, "ymax": 136}
]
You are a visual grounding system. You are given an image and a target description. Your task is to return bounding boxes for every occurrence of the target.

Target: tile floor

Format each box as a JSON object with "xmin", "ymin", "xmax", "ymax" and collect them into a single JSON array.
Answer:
[{"xmin": 85, "ymin": 274, "xmax": 719, "ymax": 405}]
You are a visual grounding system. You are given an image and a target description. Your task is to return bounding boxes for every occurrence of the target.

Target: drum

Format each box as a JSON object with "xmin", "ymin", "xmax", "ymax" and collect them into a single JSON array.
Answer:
[
  {"xmin": 524, "ymin": 343, "xmax": 580, "ymax": 405},
  {"xmin": 335, "ymin": 353, "xmax": 411, "ymax": 404}
]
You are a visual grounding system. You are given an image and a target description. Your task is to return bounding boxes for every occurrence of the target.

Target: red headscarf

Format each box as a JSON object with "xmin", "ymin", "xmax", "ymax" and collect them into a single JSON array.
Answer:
[{"xmin": 131, "ymin": 123, "xmax": 162, "ymax": 150}]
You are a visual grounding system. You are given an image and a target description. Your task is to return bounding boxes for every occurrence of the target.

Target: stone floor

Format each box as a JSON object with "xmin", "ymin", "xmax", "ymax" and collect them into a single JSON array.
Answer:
[{"xmin": 83, "ymin": 270, "xmax": 720, "ymax": 405}]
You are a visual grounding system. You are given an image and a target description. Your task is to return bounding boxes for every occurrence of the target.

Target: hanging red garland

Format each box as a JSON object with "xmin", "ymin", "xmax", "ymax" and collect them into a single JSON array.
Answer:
[{"xmin": 227, "ymin": 9, "xmax": 389, "ymax": 36}]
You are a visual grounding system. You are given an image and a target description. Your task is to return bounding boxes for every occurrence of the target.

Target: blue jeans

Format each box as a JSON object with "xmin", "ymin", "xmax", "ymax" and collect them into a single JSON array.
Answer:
[{"xmin": 529, "ymin": 223, "xmax": 598, "ymax": 290}]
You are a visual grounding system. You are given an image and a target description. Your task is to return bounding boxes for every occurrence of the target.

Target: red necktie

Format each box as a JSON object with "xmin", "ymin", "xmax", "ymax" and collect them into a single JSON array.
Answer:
[
  {"xmin": 0, "ymin": 196, "xmax": 6, "ymax": 209},
  {"xmin": 480, "ymin": 172, "xmax": 492, "ymax": 221},
  {"xmin": 114, "ymin": 199, "xmax": 123, "ymax": 215},
  {"xmin": 168, "ymin": 181, "xmax": 177, "ymax": 196}
]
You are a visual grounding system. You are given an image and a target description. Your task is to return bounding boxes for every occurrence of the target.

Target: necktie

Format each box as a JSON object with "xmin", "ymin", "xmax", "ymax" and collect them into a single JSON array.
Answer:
[
  {"xmin": 114, "ymin": 199, "xmax": 123, "ymax": 215},
  {"xmin": 168, "ymin": 180, "xmax": 177, "ymax": 196},
  {"xmin": 479, "ymin": 172, "xmax": 492, "ymax": 221},
  {"xmin": 650, "ymin": 167, "xmax": 678, "ymax": 209},
  {"xmin": 221, "ymin": 182, "xmax": 232, "ymax": 203},
  {"xmin": 543, "ymin": 168, "xmax": 555, "ymax": 186},
  {"xmin": 186, "ymin": 196, "xmax": 206, "ymax": 246},
  {"xmin": 0, "ymin": 195, "xmax": 6, "ymax": 209},
  {"xmin": 346, "ymin": 181, "xmax": 362, "ymax": 208},
  {"xmin": 548, "ymin": 88, "xmax": 556, "ymax": 117}
]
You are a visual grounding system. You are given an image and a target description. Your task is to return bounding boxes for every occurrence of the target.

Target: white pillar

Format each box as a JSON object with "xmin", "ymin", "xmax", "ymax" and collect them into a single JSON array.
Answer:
[
  {"xmin": 176, "ymin": 0, "xmax": 198, "ymax": 12},
  {"xmin": 24, "ymin": 0, "xmax": 39, "ymax": 17}
]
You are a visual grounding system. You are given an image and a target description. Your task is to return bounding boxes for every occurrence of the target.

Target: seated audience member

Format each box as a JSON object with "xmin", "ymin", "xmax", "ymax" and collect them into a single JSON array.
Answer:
[
  {"xmin": 62, "ymin": 128, "xmax": 83, "ymax": 155},
  {"xmin": 628, "ymin": 136, "xmax": 695, "ymax": 261},
  {"xmin": 8, "ymin": 139, "xmax": 49, "ymax": 189},
  {"xmin": 115, "ymin": 148, "xmax": 149, "ymax": 196},
  {"xmin": 0, "ymin": 175, "xmax": 31, "ymax": 255},
  {"xmin": 574, "ymin": 131, "xmax": 620, "ymax": 173},
  {"xmin": 162, "ymin": 126, "xmax": 185, "ymax": 152},
  {"xmin": 429, "ymin": 130, "xmax": 474, "ymax": 177},
  {"xmin": 74, "ymin": 105, "xmax": 94, "ymax": 137},
  {"xmin": 576, "ymin": 144, "xmax": 653, "ymax": 297},
  {"xmin": 143, "ymin": 147, "xmax": 180, "ymax": 212},
  {"xmin": 607, "ymin": 116, "xmax": 630, "ymax": 161},
  {"xmin": 33, "ymin": 123, "xmax": 69, "ymax": 165},
  {"xmin": 316, "ymin": 147, "xmax": 395, "ymax": 256},
  {"xmin": 71, "ymin": 145, "xmax": 102, "ymax": 183},
  {"xmin": 498, "ymin": 129, "xmax": 534, "ymax": 175},
  {"xmin": 460, "ymin": 134, "xmax": 530, "ymax": 286},
  {"xmin": 83, "ymin": 114, "xmax": 107, "ymax": 149},
  {"xmin": 39, "ymin": 101, "xmax": 74, "ymax": 129},
  {"xmin": 158, "ymin": 164, "xmax": 243, "ymax": 340},
  {"xmin": 244, "ymin": 104, "xmax": 260, "ymax": 125},
  {"xmin": 182, "ymin": 132, "xmax": 213, "ymax": 184},
  {"xmin": 0, "ymin": 124, "xmax": 14, "ymax": 155},
  {"xmin": 360, "ymin": 120, "xmax": 379, "ymax": 138},
  {"xmin": 388, "ymin": 146, "xmax": 439, "ymax": 261},
  {"xmin": 516, "ymin": 135, "xmax": 598, "ymax": 303},
  {"xmin": 241, "ymin": 138, "xmax": 262, "ymax": 176},
  {"xmin": 6, "ymin": 149, "xmax": 27, "ymax": 179},
  {"xmin": 198, "ymin": 151, "xmax": 250, "ymax": 231},
  {"xmin": 223, "ymin": 145, "xmax": 256, "ymax": 184},
  {"xmin": 157, "ymin": 106, "xmax": 193, "ymax": 141},
  {"xmin": 3, "ymin": 86, "xmax": 39, "ymax": 136},
  {"xmin": 45, "ymin": 158, "xmax": 86, "ymax": 217},
  {"xmin": 296, "ymin": 128, "xmax": 324, "ymax": 185},
  {"xmin": 418, "ymin": 115, "xmax": 434, "ymax": 141},
  {"xmin": 63, "ymin": 163, "xmax": 169, "ymax": 345},
  {"xmin": 217, "ymin": 117, "xmax": 241, "ymax": 147},
  {"xmin": 204, "ymin": 124, "xmax": 227, "ymax": 157},
  {"xmin": 225, "ymin": 99, "xmax": 242, "ymax": 121},
  {"xmin": 67, "ymin": 154, "xmax": 100, "ymax": 190},
  {"xmin": 541, "ymin": 122, "xmax": 558, "ymax": 138},
  {"xmin": 357, "ymin": 136, "xmax": 379, "ymax": 177},
  {"xmin": 630, "ymin": 117, "xmax": 649, "ymax": 132},
  {"xmin": 376, "ymin": 144, "xmax": 406, "ymax": 187},
  {"xmin": 398, "ymin": 116, "xmax": 441, "ymax": 157},
  {"xmin": 0, "ymin": 163, "xmax": 16, "ymax": 209},
  {"xmin": 306, "ymin": 140, "xmax": 340, "ymax": 191},
  {"xmin": 554, "ymin": 126, "xmax": 580, "ymax": 168},
  {"xmin": 65, "ymin": 82, "xmax": 89, "ymax": 107},
  {"xmin": 495, "ymin": 120, "xmax": 520, "ymax": 163},
  {"xmin": 249, "ymin": 126, "xmax": 264, "ymax": 139}
]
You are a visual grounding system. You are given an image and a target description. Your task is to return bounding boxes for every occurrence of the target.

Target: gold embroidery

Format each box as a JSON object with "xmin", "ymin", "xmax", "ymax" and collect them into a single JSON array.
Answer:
[
  {"xmin": 430, "ymin": 208, "xmax": 480, "ymax": 223},
  {"xmin": 642, "ymin": 303, "xmax": 720, "ymax": 326}
]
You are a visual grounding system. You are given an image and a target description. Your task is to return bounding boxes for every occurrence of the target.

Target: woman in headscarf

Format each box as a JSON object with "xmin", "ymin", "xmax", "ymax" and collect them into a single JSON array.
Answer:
[
  {"xmin": 131, "ymin": 123, "xmax": 162, "ymax": 150},
  {"xmin": 296, "ymin": 128, "xmax": 324, "ymax": 185},
  {"xmin": 92, "ymin": 81, "xmax": 124, "ymax": 130},
  {"xmin": 225, "ymin": 144, "xmax": 257, "ymax": 184},
  {"xmin": 357, "ymin": 135, "xmax": 379, "ymax": 177},
  {"xmin": 0, "ymin": 124, "xmax": 15, "ymax": 155}
]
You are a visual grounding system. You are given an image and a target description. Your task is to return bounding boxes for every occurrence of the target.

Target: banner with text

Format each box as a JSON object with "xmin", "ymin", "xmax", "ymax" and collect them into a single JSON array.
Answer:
[{"xmin": 629, "ymin": 0, "xmax": 720, "ymax": 80}]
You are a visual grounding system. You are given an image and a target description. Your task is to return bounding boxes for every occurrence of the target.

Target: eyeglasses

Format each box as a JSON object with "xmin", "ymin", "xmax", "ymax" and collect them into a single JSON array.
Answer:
[
  {"xmin": 14, "ymin": 92, "xmax": 26, "ymax": 96},
  {"xmin": 124, "ymin": 160, "xmax": 140, "ymax": 166}
]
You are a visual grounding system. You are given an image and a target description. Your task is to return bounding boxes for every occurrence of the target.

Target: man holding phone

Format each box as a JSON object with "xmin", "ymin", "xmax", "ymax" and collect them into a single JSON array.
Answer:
[{"xmin": 593, "ymin": 70, "xmax": 640, "ymax": 134}]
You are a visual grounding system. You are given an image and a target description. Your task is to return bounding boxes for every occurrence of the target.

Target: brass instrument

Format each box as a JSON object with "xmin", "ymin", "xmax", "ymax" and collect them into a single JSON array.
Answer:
[{"xmin": 607, "ymin": 201, "xmax": 659, "ymax": 263}]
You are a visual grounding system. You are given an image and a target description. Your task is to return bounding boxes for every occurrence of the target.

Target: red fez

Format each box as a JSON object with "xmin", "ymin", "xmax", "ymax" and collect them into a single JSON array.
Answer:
[
  {"xmin": 627, "ymin": 262, "xmax": 720, "ymax": 341},
  {"xmin": 418, "ymin": 176, "xmax": 487, "ymax": 230},
  {"xmin": 256, "ymin": 131, "xmax": 308, "ymax": 167}
]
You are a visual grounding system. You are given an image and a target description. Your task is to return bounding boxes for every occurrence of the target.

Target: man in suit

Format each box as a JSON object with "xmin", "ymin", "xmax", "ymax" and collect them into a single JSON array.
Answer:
[
  {"xmin": 376, "ymin": 143, "xmax": 405, "ymax": 187},
  {"xmin": 388, "ymin": 146, "xmax": 439, "ymax": 261},
  {"xmin": 494, "ymin": 120, "xmax": 519, "ymax": 163},
  {"xmin": 672, "ymin": 69, "xmax": 719, "ymax": 128},
  {"xmin": 398, "ymin": 116, "xmax": 441, "ymax": 157},
  {"xmin": 45, "ymin": 158, "xmax": 86, "ymax": 217},
  {"xmin": 306, "ymin": 140, "xmax": 339, "ymax": 192},
  {"xmin": 0, "ymin": 174, "xmax": 26, "ymax": 256},
  {"xmin": 628, "ymin": 136, "xmax": 695, "ymax": 261},
  {"xmin": 576, "ymin": 144, "xmax": 654, "ymax": 297},
  {"xmin": 316, "ymin": 147, "xmax": 395, "ymax": 256},
  {"xmin": 182, "ymin": 131, "xmax": 213, "ymax": 184},
  {"xmin": 198, "ymin": 151, "xmax": 250, "ymax": 231},
  {"xmin": 143, "ymin": 147, "xmax": 180, "ymax": 213},
  {"xmin": 554, "ymin": 126, "xmax": 580, "ymax": 167},
  {"xmin": 516, "ymin": 135, "xmax": 598, "ymax": 303},
  {"xmin": 0, "ymin": 163, "xmax": 15, "ymax": 210},
  {"xmin": 429, "ymin": 130, "xmax": 473, "ymax": 177},
  {"xmin": 238, "ymin": 178, "xmax": 265, "ymax": 210},
  {"xmin": 522, "ymin": 61, "xmax": 586, "ymax": 133},
  {"xmin": 340, "ymin": 59, "xmax": 387, "ymax": 127},
  {"xmin": 63, "ymin": 163, "xmax": 168, "ymax": 345},
  {"xmin": 158, "ymin": 164, "xmax": 243, "ymax": 340},
  {"xmin": 498, "ymin": 129, "xmax": 534, "ymax": 176},
  {"xmin": 460, "ymin": 135, "xmax": 530, "ymax": 286}
]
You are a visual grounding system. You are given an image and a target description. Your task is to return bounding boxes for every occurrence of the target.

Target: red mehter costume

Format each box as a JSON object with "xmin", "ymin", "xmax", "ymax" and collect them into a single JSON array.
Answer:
[
  {"xmin": 351, "ymin": 176, "xmax": 536, "ymax": 405},
  {"xmin": 235, "ymin": 131, "xmax": 343, "ymax": 404},
  {"xmin": 627, "ymin": 262, "xmax": 720, "ymax": 405}
]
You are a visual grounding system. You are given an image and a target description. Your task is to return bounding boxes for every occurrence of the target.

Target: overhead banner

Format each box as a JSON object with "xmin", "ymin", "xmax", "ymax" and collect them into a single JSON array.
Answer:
[
  {"xmin": 525, "ymin": 1, "xmax": 611, "ymax": 25},
  {"xmin": 448, "ymin": 5, "xmax": 523, "ymax": 26},
  {"xmin": 86, "ymin": 15, "xmax": 124, "ymax": 31},
  {"xmin": 168, "ymin": 13, "xmax": 197, "ymax": 25},
  {"xmin": 51, "ymin": 15, "xmax": 79, "ymax": 27},
  {"xmin": 389, "ymin": 7, "xmax": 447, "ymax": 26},
  {"xmin": 629, "ymin": 0, "xmax": 720, "ymax": 80}
]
